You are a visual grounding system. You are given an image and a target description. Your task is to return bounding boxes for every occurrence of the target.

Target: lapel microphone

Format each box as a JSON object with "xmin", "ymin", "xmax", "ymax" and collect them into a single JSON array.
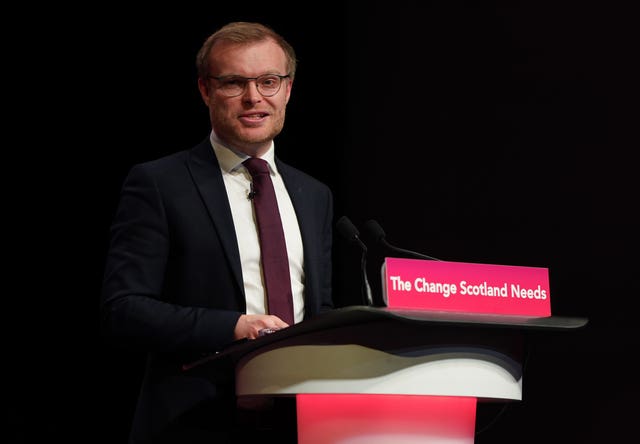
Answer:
[{"xmin": 247, "ymin": 183, "xmax": 257, "ymax": 200}]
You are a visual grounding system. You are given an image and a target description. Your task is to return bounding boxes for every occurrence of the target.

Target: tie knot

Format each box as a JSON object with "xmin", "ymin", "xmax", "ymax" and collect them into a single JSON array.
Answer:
[{"xmin": 244, "ymin": 157, "xmax": 270, "ymax": 177}]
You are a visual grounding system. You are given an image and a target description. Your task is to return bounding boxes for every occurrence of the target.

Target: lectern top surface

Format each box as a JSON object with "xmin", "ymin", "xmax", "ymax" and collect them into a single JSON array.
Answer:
[{"xmin": 182, "ymin": 305, "xmax": 587, "ymax": 373}]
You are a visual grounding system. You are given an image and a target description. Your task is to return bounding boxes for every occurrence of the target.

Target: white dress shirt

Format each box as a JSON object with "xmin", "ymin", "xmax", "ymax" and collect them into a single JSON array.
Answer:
[{"xmin": 209, "ymin": 132, "xmax": 305, "ymax": 323}]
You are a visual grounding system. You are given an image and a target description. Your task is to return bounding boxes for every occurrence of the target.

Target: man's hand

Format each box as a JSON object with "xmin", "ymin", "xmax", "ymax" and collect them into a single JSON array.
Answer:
[{"xmin": 234, "ymin": 314, "xmax": 289, "ymax": 340}]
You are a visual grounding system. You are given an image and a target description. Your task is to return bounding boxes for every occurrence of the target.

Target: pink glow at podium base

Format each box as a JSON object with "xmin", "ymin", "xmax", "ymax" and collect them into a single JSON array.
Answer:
[{"xmin": 297, "ymin": 393, "xmax": 477, "ymax": 443}]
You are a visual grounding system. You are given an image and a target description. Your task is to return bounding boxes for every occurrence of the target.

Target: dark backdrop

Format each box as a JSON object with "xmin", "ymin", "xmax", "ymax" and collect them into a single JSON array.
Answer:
[{"xmin": 11, "ymin": 2, "xmax": 637, "ymax": 443}]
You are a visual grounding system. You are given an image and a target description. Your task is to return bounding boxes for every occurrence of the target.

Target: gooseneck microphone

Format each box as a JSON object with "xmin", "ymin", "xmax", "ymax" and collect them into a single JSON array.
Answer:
[
  {"xmin": 364, "ymin": 219, "xmax": 442, "ymax": 261},
  {"xmin": 336, "ymin": 216, "xmax": 374, "ymax": 306}
]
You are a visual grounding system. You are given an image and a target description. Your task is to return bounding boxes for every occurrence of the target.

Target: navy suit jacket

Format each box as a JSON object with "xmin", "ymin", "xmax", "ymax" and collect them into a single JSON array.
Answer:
[{"xmin": 101, "ymin": 138, "xmax": 334, "ymax": 443}]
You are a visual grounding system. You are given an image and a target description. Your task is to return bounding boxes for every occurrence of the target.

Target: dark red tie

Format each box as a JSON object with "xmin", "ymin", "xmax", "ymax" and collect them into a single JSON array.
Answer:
[{"xmin": 243, "ymin": 158, "xmax": 294, "ymax": 325}]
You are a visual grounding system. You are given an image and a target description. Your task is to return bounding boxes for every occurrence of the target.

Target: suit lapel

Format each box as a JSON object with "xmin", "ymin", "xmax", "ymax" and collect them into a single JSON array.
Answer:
[
  {"xmin": 278, "ymin": 160, "xmax": 310, "ymax": 244},
  {"xmin": 187, "ymin": 140, "xmax": 244, "ymax": 298},
  {"xmin": 278, "ymin": 160, "xmax": 318, "ymax": 297}
]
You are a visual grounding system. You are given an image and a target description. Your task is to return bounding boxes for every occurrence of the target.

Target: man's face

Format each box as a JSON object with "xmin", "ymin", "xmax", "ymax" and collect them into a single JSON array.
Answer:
[{"xmin": 198, "ymin": 38, "xmax": 293, "ymax": 157}]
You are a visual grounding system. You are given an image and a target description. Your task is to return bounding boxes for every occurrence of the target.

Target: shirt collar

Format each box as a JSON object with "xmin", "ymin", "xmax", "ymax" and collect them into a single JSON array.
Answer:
[{"xmin": 209, "ymin": 130, "xmax": 278, "ymax": 175}]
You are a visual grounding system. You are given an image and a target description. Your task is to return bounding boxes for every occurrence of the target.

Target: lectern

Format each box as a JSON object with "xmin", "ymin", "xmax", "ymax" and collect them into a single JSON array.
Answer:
[{"xmin": 184, "ymin": 306, "xmax": 587, "ymax": 443}]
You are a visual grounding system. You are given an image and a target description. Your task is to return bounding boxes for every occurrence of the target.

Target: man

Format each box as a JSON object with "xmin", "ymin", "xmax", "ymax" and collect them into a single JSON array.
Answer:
[{"xmin": 101, "ymin": 21, "xmax": 334, "ymax": 443}]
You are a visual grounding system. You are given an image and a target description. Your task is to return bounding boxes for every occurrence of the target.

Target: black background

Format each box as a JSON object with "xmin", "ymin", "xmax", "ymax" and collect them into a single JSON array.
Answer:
[{"xmin": 9, "ymin": 1, "xmax": 638, "ymax": 442}]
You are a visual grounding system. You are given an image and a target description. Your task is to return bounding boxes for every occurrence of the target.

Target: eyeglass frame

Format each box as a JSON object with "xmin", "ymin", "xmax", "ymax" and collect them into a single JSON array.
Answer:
[{"xmin": 207, "ymin": 73, "xmax": 291, "ymax": 97}]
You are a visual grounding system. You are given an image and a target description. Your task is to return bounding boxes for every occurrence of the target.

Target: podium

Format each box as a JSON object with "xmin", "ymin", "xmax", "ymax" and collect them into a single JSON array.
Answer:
[{"xmin": 184, "ymin": 306, "xmax": 587, "ymax": 443}]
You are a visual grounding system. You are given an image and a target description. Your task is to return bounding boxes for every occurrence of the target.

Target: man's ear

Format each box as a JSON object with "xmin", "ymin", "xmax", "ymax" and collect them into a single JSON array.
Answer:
[{"xmin": 197, "ymin": 77, "xmax": 211, "ymax": 104}]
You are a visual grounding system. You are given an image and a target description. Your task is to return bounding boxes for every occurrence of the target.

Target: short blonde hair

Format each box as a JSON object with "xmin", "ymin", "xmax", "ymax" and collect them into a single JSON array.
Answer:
[{"xmin": 196, "ymin": 21, "xmax": 297, "ymax": 80}]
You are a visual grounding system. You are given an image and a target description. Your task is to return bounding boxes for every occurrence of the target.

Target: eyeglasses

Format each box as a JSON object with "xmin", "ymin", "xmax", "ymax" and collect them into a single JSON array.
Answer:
[{"xmin": 208, "ymin": 73, "xmax": 290, "ymax": 97}]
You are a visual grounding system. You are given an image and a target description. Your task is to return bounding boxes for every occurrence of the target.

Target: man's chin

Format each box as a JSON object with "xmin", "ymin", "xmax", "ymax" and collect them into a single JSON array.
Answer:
[
  {"xmin": 230, "ymin": 136, "xmax": 275, "ymax": 156},
  {"xmin": 239, "ymin": 129, "xmax": 279, "ymax": 146}
]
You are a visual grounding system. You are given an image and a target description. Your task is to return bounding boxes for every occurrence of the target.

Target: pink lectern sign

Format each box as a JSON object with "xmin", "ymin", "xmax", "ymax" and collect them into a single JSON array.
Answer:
[{"xmin": 382, "ymin": 257, "xmax": 551, "ymax": 316}]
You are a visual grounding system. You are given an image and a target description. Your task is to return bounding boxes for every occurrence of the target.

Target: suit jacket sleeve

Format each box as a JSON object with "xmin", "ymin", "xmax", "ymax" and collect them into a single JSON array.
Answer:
[{"xmin": 101, "ymin": 153, "xmax": 242, "ymax": 355}]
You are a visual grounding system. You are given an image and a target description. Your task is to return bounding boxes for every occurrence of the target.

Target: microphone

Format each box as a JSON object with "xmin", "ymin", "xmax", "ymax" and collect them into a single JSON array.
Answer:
[
  {"xmin": 336, "ymin": 216, "xmax": 373, "ymax": 306},
  {"xmin": 364, "ymin": 219, "xmax": 442, "ymax": 261},
  {"xmin": 247, "ymin": 183, "xmax": 257, "ymax": 200}
]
